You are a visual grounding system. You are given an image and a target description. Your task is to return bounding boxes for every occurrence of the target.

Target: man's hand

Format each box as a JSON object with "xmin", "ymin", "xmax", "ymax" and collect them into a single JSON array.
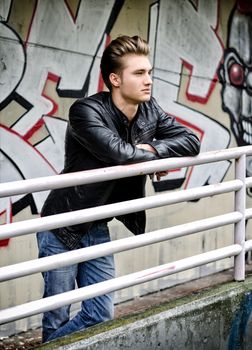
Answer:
[
  {"xmin": 155, "ymin": 170, "xmax": 169, "ymax": 181},
  {"xmin": 136, "ymin": 143, "xmax": 157, "ymax": 154},
  {"xmin": 136, "ymin": 144, "xmax": 168, "ymax": 181}
]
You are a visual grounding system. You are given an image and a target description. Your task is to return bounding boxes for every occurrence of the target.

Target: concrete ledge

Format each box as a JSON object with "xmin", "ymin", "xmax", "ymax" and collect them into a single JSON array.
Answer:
[{"xmin": 34, "ymin": 276, "xmax": 252, "ymax": 350}]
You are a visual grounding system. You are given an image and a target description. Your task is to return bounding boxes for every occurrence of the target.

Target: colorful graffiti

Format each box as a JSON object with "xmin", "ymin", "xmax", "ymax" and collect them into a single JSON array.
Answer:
[
  {"xmin": 150, "ymin": 0, "xmax": 231, "ymax": 191},
  {"xmin": 228, "ymin": 291, "xmax": 252, "ymax": 349},
  {"xmin": 1, "ymin": 0, "xmax": 251, "ymax": 246},
  {"xmin": 218, "ymin": 0, "xmax": 252, "ymax": 195}
]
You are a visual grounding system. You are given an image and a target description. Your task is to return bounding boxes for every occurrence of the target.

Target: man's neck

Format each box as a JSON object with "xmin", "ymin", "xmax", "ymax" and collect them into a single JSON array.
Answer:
[{"xmin": 111, "ymin": 92, "xmax": 138, "ymax": 122}]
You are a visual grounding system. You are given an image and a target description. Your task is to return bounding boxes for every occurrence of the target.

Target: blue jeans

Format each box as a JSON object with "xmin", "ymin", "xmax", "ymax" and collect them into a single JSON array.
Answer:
[{"xmin": 36, "ymin": 223, "xmax": 115, "ymax": 342}]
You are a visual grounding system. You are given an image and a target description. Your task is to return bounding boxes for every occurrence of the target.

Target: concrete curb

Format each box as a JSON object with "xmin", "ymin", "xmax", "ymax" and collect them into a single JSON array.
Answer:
[{"xmin": 35, "ymin": 275, "xmax": 252, "ymax": 349}]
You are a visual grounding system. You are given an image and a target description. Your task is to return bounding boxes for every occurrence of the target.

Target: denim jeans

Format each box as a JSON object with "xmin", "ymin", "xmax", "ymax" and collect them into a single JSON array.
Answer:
[{"xmin": 36, "ymin": 222, "xmax": 115, "ymax": 342}]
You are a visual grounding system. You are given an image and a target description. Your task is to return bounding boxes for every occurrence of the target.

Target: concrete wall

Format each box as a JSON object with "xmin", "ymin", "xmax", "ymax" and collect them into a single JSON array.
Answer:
[
  {"xmin": 35, "ymin": 276, "xmax": 252, "ymax": 350},
  {"xmin": 1, "ymin": 0, "xmax": 252, "ymax": 336}
]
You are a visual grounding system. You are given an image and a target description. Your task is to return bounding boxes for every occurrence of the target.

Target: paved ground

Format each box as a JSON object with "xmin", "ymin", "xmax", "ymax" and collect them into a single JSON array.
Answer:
[{"xmin": 1, "ymin": 265, "xmax": 252, "ymax": 350}]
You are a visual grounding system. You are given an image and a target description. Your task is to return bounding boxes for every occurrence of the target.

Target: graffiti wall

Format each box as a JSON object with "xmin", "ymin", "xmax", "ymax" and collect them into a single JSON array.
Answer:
[{"xmin": 1, "ymin": 0, "xmax": 252, "ymax": 335}]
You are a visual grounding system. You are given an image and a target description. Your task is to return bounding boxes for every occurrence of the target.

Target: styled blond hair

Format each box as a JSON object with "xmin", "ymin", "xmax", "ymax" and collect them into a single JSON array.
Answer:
[{"xmin": 100, "ymin": 35, "xmax": 150, "ymax": 90}]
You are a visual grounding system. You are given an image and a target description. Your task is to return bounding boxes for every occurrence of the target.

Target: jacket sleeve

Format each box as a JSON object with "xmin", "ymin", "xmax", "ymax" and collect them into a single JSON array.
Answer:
[
  {"xmin": 148, "ymin": 103, "xmax": 201, "ymax": 158},
  {"xmin": 69, "ymin": 101, "xmax": 159, "ymax": 165}
]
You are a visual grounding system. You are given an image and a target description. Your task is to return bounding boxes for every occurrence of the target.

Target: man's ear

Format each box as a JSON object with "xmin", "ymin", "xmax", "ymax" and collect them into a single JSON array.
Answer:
[{"xmin": 109, "ymin": 73, "xmax": 120, "ymax": 88}]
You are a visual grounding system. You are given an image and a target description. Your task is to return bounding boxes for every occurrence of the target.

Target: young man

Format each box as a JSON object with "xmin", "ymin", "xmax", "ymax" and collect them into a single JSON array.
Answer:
[{"xmin": 37, "ymin": 35, "xmax": 200, "ymax": 342}]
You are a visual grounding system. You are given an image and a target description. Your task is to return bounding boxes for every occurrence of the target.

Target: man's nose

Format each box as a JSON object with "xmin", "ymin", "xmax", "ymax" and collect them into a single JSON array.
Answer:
[{"xmin": 145, "ymin": 74, "xmax": 152, "ymax": 85}]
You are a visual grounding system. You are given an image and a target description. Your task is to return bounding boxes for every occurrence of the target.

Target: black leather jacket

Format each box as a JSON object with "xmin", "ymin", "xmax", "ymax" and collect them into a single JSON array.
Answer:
[{"xmin": 41, "ymin": 92, "xmax": 200, "ymax": 249}]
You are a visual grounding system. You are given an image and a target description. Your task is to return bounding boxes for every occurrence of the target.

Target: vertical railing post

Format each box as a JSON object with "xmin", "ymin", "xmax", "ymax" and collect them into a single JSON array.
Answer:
[{"xmin": 234, "ymin": 154, "xmax": 246, "ymax": 281}]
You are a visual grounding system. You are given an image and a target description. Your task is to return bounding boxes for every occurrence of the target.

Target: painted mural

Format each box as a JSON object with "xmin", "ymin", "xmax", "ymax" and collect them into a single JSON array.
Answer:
[
  {"xmin": 1, "ymin": 0, "xmax": 252, "ymax": 338},
  {"xmin": 218, "ymin": 1, "xmax": 252, "ymax": 194},
  {"xmin": 1, "ymin": 0, "xmax": 251, "ymax": 244}
]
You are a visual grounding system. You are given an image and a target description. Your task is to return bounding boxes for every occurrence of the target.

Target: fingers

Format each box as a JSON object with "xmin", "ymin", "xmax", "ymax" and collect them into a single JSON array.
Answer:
[
  {"xmin": 136, "ymin": 144, "xmax": 157, "ymax": 154},
  {"xmin": 155, "ymin": 171, "xmax": 169, "ymax": 181}
]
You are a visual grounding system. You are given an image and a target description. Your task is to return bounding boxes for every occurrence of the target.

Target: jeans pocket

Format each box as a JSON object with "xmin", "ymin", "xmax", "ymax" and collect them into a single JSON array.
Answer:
[
  {"xmin": 37, "ymin": 230, "xmax": 69, "ymax": 257},
  {"xmin": 88, "ymin": 223, "xmax": 110, "ymax": 246}
]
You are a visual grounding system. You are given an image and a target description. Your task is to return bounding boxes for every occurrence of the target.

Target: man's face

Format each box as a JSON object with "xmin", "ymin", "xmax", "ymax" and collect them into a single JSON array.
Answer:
[{"xmin": 115, "ymin": 54, "xmax": 153, "ymax": 103}]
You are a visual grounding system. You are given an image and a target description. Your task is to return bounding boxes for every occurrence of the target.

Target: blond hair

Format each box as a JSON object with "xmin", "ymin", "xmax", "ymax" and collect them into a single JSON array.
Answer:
[{"xmin": 100, "ymin": 35, "xmax": 150, "ymax": 90}]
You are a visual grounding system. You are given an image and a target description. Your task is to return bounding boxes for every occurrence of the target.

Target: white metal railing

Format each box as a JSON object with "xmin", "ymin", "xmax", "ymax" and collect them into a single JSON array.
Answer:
[{"xmin": 1, "ymin": 146, "xmax": 252, "ymax": 325}]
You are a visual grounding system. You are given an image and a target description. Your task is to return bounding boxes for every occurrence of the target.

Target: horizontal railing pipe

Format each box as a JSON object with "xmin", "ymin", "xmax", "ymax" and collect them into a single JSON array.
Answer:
[
  {"xmin": 0, "ymin": 212, "xmax": 242, "ymax": 282},
  {"xmin": 246, "ymin": 176, "xmax": 252, "ymax": 188},
  {"xmin": 0, "ymin": 244, "xmax": 242, "ymax": 325},
  {"xmin": 0, "ymin": 180, "xmax": 242, "ymax": 240},
  {"xmin": 245, "ymin": 240, "xmax": 252, "ymax": 252},
  {"xmin": 246, "ymin": 208, "xmax": 252, "ymax": 220},
  {"xmin": 1, "ymin": 146, "xmax": 252, "ymax": 198}
]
